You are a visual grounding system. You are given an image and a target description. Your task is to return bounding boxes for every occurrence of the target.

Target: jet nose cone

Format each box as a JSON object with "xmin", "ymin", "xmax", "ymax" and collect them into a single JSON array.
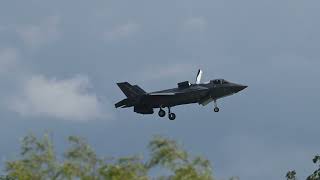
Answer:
[
  {"xmin": 233, "ymin": 85, "xmax": 248, "ymax": 92},
  {"xmin": 240, "ymin": 85, "xmax": 248, "ymax": 91}
]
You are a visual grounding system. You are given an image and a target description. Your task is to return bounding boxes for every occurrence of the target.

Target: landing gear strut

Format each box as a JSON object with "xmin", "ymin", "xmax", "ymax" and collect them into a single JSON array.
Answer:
[
  {"xmin": 214, "ymin": 100, "xmax": 220, "ymax": 112},
  {"xmin": 168, "ymin": 107, "xmax": 176, "ymax": 120}
]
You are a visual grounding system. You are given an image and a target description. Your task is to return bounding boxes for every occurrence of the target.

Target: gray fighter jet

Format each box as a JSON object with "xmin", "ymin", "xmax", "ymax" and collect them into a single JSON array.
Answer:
[{"xmin": 115, "ymin": 70, "xmax": 247, "ymax": 120}]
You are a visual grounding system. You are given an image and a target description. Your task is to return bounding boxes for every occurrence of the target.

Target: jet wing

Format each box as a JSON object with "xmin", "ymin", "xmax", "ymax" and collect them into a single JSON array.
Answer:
[{"xmin": 199, "ymin": 96, "xmax": 214, "ymax": 106}]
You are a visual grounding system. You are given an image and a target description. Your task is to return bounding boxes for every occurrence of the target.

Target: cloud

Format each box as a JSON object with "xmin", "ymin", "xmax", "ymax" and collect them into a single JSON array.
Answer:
[
  {"xmin": 9, "ymin": 75, "xmax": 109, "ymax": 121},
  {"xmin": 139, "ymin": 63, "xmax": 196, "ymax": 82},
  {"xmin": 0, "ymin": 48, "xmax": 18, "ymax": 74},
  {"xmin": 16, "ymin": 16, "xmax": 61, "ymax": 49},
  {"xmin": 0, "ymin": 26, "xmax": 6, "ymax": 32},
  {"xmin": 104, "ymin": 22, "xmax": 140, "ymax": 40},
  {"xmin": 183, "ymin": 17, "xmax": 207, "ymax": 32}
]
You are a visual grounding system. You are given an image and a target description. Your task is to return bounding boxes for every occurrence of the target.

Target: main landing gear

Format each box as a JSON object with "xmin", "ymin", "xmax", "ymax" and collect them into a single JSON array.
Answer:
[
  {"xmin": 214, "ymin": 100, "xmax": 220, "ymax": 112},
  {"xmin": 158, "ymin": 107, "xmax": 176, "ymax": 120},
  {"xmin": 158, "ymin": 109, "xmax": 166, "ymax": 117}
]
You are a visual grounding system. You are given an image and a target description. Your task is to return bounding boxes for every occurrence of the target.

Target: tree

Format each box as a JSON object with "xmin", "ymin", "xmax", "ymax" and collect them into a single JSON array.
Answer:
[
  {"xmin": 286, "ymin": 170, "xmax": 296, "ymax": 180},
  {"xmin": 286, "ymin": 155, "xmax": 320, "ymax": 180},
  {"xmin": 6, "ymin": 133, "xmax": 58, "ymax": 180},
  {"xmin": 147, "ymin": 135, "xmax": 213, "ymax": 180},
  {"xmin": 306, "ymin": 155, "xmax": 320, "ymax": 180},
  {"xmin": 5, "ymin": 133, "xmax": 218, "ymax": 180}
]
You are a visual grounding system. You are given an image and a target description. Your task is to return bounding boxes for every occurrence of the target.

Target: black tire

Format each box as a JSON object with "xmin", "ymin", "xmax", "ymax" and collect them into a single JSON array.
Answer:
[
  {"xmin": 169, "ymin": 113, "xmax": 176, "ymax": 120},
  {"xmin": 158, "ymin": 109, "xmax": 166, "ymax": 117},
  {"xmin": 214, "ymin": 107, "xmax": 220, "ymax": 112}
]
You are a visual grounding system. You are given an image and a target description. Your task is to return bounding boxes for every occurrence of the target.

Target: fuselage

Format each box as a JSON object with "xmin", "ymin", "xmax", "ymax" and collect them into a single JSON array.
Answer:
[
  {"xmin": 115, "ymin": 72, "xmax": 247, "ymax": 119},
  {"xmin": 145, "ymin": 85, "xmax": 209, "ymax": 108},
  {"xmin": 143, "ymin": 80, "xmax": 246, "ymax": 108},
  {"xmin": 115, "ymin": 79, "xmax": 247, "ymax": 115}
]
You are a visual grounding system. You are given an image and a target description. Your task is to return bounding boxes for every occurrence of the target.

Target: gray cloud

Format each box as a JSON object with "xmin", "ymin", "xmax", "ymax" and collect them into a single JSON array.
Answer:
[
  {"xmin": 138, "ymin": 63, "xmax": 196, "ymax": 82},
  {"xmin": 0, "ymin": 48, "xmax": 18, "ymax": 74},
  {"xmin": 183, "ymin": 17, "xmax": 207, "ymax": 32},
  {"xmin": 104, "ymin": 22, "xmax": 140, "ymax": 41},
  {"xmin": 0, "ymin": 13, "xmax": 114, "ymax": 122},
  {"xmin": 16, "ymin": 16, "xmax": 61, "ymax": 49},
  {"xmin": 1, "ymin": 0, "xmax": 320, "ymax": 179},
  {"xmin": 8, "ymin": 75, "xmax": 110, "ymax": 121}
]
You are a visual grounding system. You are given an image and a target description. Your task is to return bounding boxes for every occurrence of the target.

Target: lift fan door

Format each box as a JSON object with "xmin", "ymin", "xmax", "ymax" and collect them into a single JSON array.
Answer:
[
  {"xmin": 195, "ymin": 69, "xmax": 203, "ymax": 84},
  {"xmin": 178, "ymin": 81, "xmax": 190, "ymax": 89}
]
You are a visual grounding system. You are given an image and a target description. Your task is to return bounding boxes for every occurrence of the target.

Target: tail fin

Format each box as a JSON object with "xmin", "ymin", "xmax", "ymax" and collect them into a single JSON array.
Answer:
[
  {"xmin": 133, "ymin": 85, "xmax": 146, "ymax": 94},
  {"xmin": 117, "ymin": 82, "xmax": 146, "ymax": 99}
]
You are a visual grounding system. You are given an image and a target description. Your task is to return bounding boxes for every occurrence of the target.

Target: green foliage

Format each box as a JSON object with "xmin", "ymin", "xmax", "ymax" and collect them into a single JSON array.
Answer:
[
  {"xmin": 5, "ymin": 134, "xmax": 216, "ymax": 180},
  {"xmin": 287, "ymin": 155, "xmax": 320, "ymax": 180},
  {"xmin": 99, "ymin": 156, "xmax": 148, "ymax": 180},
  {"xmin": 0, "ymin": 176, "xmax": 15, "ymax": 180},
  {"xmin": 228, "ymin": 177, "xmax": 240, "ymax": 180},
  {"xmin": 307, "ymin": 155, "xmax": 320, "ymax": 180},
  {"xmin": 148, "ymin": 136, "xmax": 213, "ymax": 180},
  {"xmin": 147, "ymin": 135, "xmax": 188, "ymax": 169},
  {"xmin": 60, "ymin": 136, "xmax": 100, "ymax": 179},
  {"xmin": 286, "ymin": 170, "xmax": 297, "ymax": 180},
  {"xmin": 6, "ymin": 133, "xmax": 58, "ymax": 180}
]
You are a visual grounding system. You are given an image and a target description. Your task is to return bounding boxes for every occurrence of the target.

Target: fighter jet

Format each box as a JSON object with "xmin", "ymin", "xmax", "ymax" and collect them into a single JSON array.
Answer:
[{"xmin": 115, "ymin": 70, "xmax": 247, "ymax": 120}]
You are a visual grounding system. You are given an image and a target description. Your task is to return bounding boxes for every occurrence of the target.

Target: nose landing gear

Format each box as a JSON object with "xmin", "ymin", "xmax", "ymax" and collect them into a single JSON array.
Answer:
[
  {"xmin": 168, "ymin": 107, "xmax": 176, "ymax": 120},
  {"xmin": 168, "ymin": 113, "xmax": 176, "ymax": 120},
  {"xmin": 214, "ymin": 100, "xmax": 220, "ymax": 112}
]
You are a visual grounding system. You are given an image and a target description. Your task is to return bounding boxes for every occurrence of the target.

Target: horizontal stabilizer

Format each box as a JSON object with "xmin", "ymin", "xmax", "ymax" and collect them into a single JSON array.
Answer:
[{"xmin": 115, "ymin": 99, "xmax": 129, "ymax": 108}]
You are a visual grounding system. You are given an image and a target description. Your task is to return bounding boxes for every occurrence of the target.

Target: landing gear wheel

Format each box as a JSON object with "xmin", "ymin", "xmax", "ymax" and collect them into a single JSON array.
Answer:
[
  {"xmin": 168, "ymin": 113, "xmax": 176, "ymax": 120},
  {"xmin": 158, "ymin": 109, "xmax": 166, "ymax": 117},
  {"xmin": 213, "ymin": 100, "xmax": 219, "ymax": 112}
]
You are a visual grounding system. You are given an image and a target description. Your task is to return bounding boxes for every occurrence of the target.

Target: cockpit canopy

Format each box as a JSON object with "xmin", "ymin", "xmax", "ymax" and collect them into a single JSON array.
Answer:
[{"xmin": 211, "ymin": 79, "xmax": 230, "ymax": 85}]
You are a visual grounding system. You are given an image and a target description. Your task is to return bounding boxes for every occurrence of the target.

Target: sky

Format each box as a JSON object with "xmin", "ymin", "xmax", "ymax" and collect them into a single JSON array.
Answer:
[{"xmin": 0, "ymin": 0, "xmax": 320, "ymax": 179}]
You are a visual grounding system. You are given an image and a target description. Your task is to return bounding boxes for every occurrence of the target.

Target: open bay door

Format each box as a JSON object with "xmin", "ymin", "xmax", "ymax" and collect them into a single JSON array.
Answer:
[{"xmin": 195, "ymin": 69, "xmax": 203, "ymax": 84}]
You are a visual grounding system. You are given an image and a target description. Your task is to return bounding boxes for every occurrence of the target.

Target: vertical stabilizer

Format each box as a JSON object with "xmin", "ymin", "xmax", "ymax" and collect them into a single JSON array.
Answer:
[{"xmin": 117, "ymin": 82, "xmax": 146, "ymax": 99}]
